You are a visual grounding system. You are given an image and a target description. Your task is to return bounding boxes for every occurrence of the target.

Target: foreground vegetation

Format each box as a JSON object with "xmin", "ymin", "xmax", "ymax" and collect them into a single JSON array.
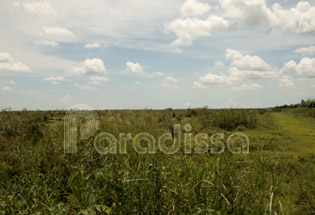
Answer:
[{"xmin": 0, "ymin": 105, "xmax": 314, "ymax": 214}]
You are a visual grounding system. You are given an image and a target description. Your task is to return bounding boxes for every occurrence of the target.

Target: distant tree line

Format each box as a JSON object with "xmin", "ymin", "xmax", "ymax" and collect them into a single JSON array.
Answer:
[{"xmin": 274, "ymin": 99, "xmax": 315, "ymax": 109}]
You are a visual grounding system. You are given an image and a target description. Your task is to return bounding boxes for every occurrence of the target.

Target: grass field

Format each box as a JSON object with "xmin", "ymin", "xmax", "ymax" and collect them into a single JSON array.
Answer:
[{"xmin": 0, "ymin": 108, "xmax": 314, "ymax": 214}]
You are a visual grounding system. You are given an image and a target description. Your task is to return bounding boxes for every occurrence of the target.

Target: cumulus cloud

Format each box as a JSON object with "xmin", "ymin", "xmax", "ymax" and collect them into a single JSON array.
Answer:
[
  {"xmin": 89, "ymin": 76, "xmax": 108, "ymax": 85},
  {"xmin": 226, "ymin": 49, "xmax": 277, "ymax": 79},
  {"xmin": 295, "ymin": 58, "xmax": 315, "ymax": 78},
  {"xmin": 2, "ymin": 86, "xmax": 12, "ymax": 92},
  {"xmin": 279, "ymin": 76, "xmax": 295, "ymax": 88},
  {"xmin": 165, "ymin": 15, "xmax": 231, "ymax": 46},
  {"xmin": 0, "ymin": 52, "xmax": 31, "ymax": 73},
  {"xmin": 74, "ymin": 83, "xmax": 99, "ymax": 92},
  {"xmin": 43, "ymin": 76, "xmax": 65, "ymax": 81},
  {"xmin": 154, "ymin": 72, "xmax": 164, "ymax": 76},
  {"xmin": 238, "ymin": 83, "xmax": 262, "ymax": 90},
  {"xmin": 193, "ymin": 49, "xmax": 277, "ymax": 89},
  {"xmin": 9, "ymin": 81, "xmax": 15, "ymax": 85},
  {"xmin": 160, "ymin": 76, "xmax": 180, "ymax": 88},
  {"xmin": 41, "ymin": 27, "xmax": 74, "ymax": 37},
  {"xmin": 214, "ymin": 61, "xmax": 225, "ymax": 69},
  {"xmin": 43, "ymin": 76, "xmax": 65, "ymax": 84},
  {"xmin": 126, "ymin": 62, "xmax": 144, "ymax": 74},
  {"xmin": 220, "ymin": 0, "xmax": 277, "ymax": 28},
  {"xmin": 166, "ymin": 0, "xmax": 315, "ymax": 46},
  {"xmin": 180, "ymin": 0, "xmax": 211, "ymax": 17},
  {"xmin": 272, "ymin": 1, "xmax": 315, "ymax": 34},
  {"xmin": 192, "ymin": 81, "xmax": 207, "ymax": 89},
  {"xmin": 14, "ymin": 0, "xmax": 55, "ymax": 15},
  {"xmin": 165, "ymin": 76, "xmax": 179, "ymax": 83},
  {"xmin": 199, "ymin": 73, "xmax": 236, "ymax": 85},
  {"xmin": 294, "ymin": 45, "xmax": 315, "ymax": 55},
  {"xmin": 72, "ymin": 58, "xmax": 107, "ymax": 75},
  {"xmin": 280, "ymin": 60, "xmax": 297, "ymax": 74},
  {"xmin": 281, "ymin": 57, "xmax": 315, "ymax": 78},
  {"xmin": 35, "ymin": 40, "xmax": 58, "ymax": 46},
  {"xmin": 85, "ymin": 43, "xmax": 101, "ymax": 49}
]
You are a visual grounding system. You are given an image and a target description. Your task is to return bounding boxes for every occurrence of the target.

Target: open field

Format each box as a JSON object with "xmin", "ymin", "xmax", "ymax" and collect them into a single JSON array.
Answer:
[
  {"xmin": 2, "ymin": 0, "xmax": 315, "ymax": 214},
  {"xmin": 0, "ymin": 108, "xmax": 314, "ymax": 214}
]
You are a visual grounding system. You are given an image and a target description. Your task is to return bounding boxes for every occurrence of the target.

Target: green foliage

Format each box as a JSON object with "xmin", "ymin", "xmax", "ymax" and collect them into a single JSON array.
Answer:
[
  {"xmin": 282, "ymin": 108, "xmax": 315, "ymax": 118},
  {"xmin": 0, "ymin": 109, "xmax": 314, "ymax": 214},
  {"xmin": 212, "ymin": 109, "xmax": 259, "ymax": 131},
  {"xmin": 273, "ymin": 98, "xmax": 315, "ymax": 110}
]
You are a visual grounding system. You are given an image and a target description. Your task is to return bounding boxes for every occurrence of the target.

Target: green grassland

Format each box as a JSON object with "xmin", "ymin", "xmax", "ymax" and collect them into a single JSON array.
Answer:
[{"xmin": 0, "ymin": 108, "xmax": 314, "ymax": 214}]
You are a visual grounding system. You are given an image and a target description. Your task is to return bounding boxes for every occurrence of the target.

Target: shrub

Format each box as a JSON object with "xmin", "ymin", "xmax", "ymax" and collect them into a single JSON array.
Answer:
[{"xmin": 213, "ymin": 109, "xmax": 259, "ymax": 130}]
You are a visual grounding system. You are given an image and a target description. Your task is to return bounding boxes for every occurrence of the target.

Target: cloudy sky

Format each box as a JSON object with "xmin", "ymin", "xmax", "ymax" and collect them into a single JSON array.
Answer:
[{"xmin": 0, "ymin": 0, "xmax": 315, "ymax": 110}]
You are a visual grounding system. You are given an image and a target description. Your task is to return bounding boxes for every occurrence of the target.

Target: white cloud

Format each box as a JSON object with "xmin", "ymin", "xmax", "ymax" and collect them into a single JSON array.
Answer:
[
  {"xmin": 192, "ymin": 81, "xmax": 207, "ymax": 89},
  {"xmin": 160, "ymin": 76, "xmax": 180, "ymax": 88},
  {"xmin": 294, "ymin": 58, "xmax": 315, "ymax": 78},
  {"xmin": 72, "ymin": 58, "xmax": 107, "ymax": 75},
  {"xmin": 194, "ymin": 49, "xmax": 277, "ymax": 89},
  {"xmin": 199, "ymin": 73, "xmax": 235, "ymax": 85},
  {"xmin": 165, "ymin": 15, "xmax": 231, "ymax": 46},
  {"xmin": 43, "ymin": 76, "xmax": 65, "ymax": 81},
  {"xmin": 85, "ymin": 43, "xmax": 101, "ymax": 49},
  {"xmin": 281, "ymin": 57, "xmax": 315, "ymax": 78},
  {"xmin": 279, "ymin": 76, "xmax": 295, "ymax": 88},
  {"xmin": 166, "ymin": 0, "xmax": 315, "ymax": 46},
  {"xmin": 154, "ymin": 72, "xmax": 164, "ymax": 76},
  {"xmin": 272, "ymin": 2, "xmax": 315, "ymax": 34},
  {"xmin": 226, "ymin": 49, "xmax": 277, "ymax": 79},
  {"xmin": 0, "ymin": 52, "xmax": 31, "ymax": 73},
  {"xmin": 238, "ymin": 83, "xmax": 262, "ymax": 90},
  {"xmin": 225, "ymin": 49, "xmax": 243, "ymax": 61},
  {"xmin": 9, "ymin": 81, "xmax": 15, "ymax": 85},
  {"xmin": 280, "ymin": 60, "xmax": 297, "ymax": 74},
  {"xmin": 2, "ymin": 86, "xmax": 12, "ymax": 92},
  {"xmin": 220, "ymin": 0, "xmax": 277, "ymax": 28},
  {"xmin": 165, "ymin": 76, "xmax": 179, "ymax": 83},
  {"xmin": 35, "ymin": 40, "xmax": 58, "ymax": 46},
  {"xmin": 89, "ymin": 76, "xmax": 108, "ymax": 85},
  {"xmin": 214, "ymin": 61, "xmax": 225, "ymax": 69},
  {"xmin": 74, "ymin": 83, "xmax": 99, "ymax": 92},
  {"xmin": 126, "ymin": 62, "xmax": 144, "ymax": 74},
  {"xmin": 180, "ymin": 0, "xmax": 211, "ymax": 17},
  {"xmin": 294, "ymin": 45, "xmax": 315, "ymax": 55},
  {"xmin": 43, "ymin": 76, "xmax": 65, "ymax": 84},
  {"xmin": 60, "ymin": 94, "xmax": 73, "ymax": 103},
  {"xmin": 41, "ymin": 27, "xmax": 74, "ymax": 37},
  {"xmin": 14, "ymin": 0, "xmax": 55, "ymax": 15},
  {"xmin": 133, "ymin": 81, "xmax": 142, "ymax": 85}
]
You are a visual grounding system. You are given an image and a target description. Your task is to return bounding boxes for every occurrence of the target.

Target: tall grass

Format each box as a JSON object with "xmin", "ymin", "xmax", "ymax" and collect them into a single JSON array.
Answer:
[
  {"xmin": 283, "ymin": 108, "xmax": 315, "ymax": 118},
  {"xmin": 0, "ymin": 139, "xmax": 286, "ymax": 214},
  {"xmin": 0, "ymin": 109, "xmax": 313, "ymax": 214},
  {"xmin": 212, "ymin": 109, "xmax": 259, "ymax": 131}
]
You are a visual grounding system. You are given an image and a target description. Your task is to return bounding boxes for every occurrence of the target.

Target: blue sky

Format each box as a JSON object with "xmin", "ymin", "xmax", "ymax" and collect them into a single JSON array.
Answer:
[{"xmin": 0, "ymin": 0, "xmax": 315, "ymax": 110}]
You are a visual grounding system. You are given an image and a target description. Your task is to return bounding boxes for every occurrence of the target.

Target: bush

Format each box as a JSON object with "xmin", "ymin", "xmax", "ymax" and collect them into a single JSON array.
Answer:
[{"xmin": 213, "ymin": 109, "xmax": 259, "ymax": 130}]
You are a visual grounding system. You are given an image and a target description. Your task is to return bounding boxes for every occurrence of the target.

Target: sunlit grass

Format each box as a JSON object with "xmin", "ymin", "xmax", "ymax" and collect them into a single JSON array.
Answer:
[{"xmin": 0, "ymin": 108, "xmax": 314, "ymax": 214}]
